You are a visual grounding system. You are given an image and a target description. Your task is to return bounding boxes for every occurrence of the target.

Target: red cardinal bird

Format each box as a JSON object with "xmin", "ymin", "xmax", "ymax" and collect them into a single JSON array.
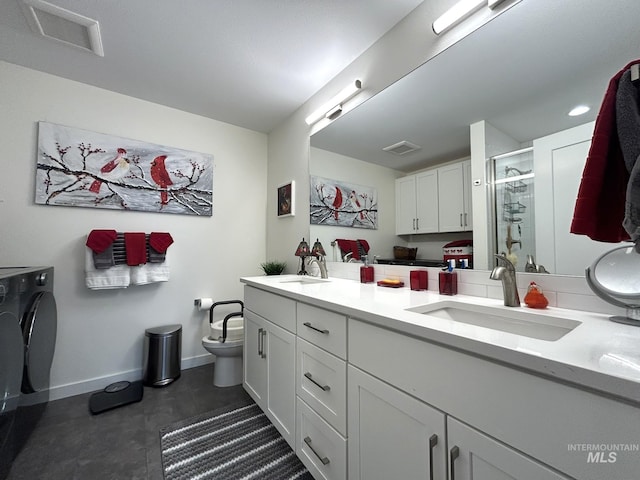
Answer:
[
  {"xmin": 332, "ymin": 186, "xmax": 343, "ymax": 220},
  {"xmin": 349, "ymin": 190, "xmax": 365, "ymax": 219},
  {"xmin": 89, "ymin": 148, "xmax": 128, "ymax": 193},
  {"xmin": 150, "ymin": 155, "xmax": 173, "ymax": 206}
]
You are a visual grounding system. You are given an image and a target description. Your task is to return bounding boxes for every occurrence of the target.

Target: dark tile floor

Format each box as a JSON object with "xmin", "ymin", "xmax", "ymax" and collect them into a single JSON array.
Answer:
[{"xmin": 7, "ymin": 364, "xmax": 251, "ymax": 480}]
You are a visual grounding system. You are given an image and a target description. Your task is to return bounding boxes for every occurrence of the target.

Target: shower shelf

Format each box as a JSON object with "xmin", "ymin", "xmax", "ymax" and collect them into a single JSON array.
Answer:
[
  {"xmin": 505, "ymin": 180, "xmax": 527, "ymax": 193},
  {"xmin": 504, "ymin": 201, "xmax": 526, "ymax": 214}
]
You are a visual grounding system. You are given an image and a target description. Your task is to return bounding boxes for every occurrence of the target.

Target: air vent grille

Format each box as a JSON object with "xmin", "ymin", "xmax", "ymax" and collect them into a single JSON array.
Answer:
[
  {"xmin": 382, "ymin": 141, "xmax": 422, "ymax": 156},
  {"xmin": 20, "ymin": 0, "xmax": 104, "ymax": 56}
]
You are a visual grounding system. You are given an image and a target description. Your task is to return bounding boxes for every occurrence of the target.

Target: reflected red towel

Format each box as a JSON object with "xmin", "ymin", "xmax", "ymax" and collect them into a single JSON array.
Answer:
[
  {"xmin": 357, "ymin": 239, "xmax": 370, "ymax": 254},
  {"xmin": 149, "ymin": 232, "xmax": 174, "ymax": 253},
  {"xmin": 86, "ymin": 229, "xmax": 117, "ymax": 254},
  {"xmin": 336, "ymin": 239, "xmax": 360, "ymax": 260},
  {"xmin": 570, "ymin": 60, "xmax": 639, "ymax": 242},
  {"xmin": 124, "ymin": 232, "xmax": 147, "ymax": 266}
]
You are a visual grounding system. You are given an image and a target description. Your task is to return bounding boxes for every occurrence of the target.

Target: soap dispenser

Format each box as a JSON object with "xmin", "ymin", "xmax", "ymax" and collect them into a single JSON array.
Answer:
[
  {"xmin": 360, "ymin": 255, "xmax": 374, "ymax": 283},
  {"xmin": 439, "ymin": 260, "xmax": 458, "ymax": 295}
]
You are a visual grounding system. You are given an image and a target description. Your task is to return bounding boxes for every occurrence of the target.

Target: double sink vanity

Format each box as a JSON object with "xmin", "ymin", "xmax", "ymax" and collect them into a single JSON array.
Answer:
[{"xmin": 240, "ymin": 273, "xmax": 640, "ymax": 480}]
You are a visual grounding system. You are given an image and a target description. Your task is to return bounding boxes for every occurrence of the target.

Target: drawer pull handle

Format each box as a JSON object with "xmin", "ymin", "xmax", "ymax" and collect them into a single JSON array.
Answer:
[
  {"xmin": 304, "ymin": 436, "xmax": 330, "ymax": 465},
  {"xmin": 450, "ymin": 445, "xmax": 460, "ymax": 480},
  {"xmin": 304, "ymin": 372, "xmax": 330, "ymax": 391},
  {"xmin": 303, "ymin": 322, "xmax": 329, "ymax": 334},
  {"xmin": 429, "ymin": 434, "xmax": 438, "ymax": 480}
]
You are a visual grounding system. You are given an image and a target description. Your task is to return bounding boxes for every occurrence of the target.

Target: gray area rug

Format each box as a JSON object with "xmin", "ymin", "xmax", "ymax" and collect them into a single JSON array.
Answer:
[{"xmin": 160, "ymin": 402, "xmax": 314, "ymax": 479}]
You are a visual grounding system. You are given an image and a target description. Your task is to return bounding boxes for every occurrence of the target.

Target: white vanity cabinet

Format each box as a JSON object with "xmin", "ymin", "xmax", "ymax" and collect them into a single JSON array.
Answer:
[
  {"xmin": 348, "ymin": 365, "xmax": 446, "ymax": 480},
  {"xmin": 295, "ymin": 302, "xmax": 348, "ymax": 480},
  {"xmin": 437, "ymin": 160, "xmax": 472, "ymax": 232},
  {"xmin": 447, "ymin": 418, "xmax": 569, "ymax": 480},
  {"xmin": 395, "ymin": 170, "xmax": 438, "ymax": 234},
  {"xmin": 243, "ymin": 286, "xmax": 296, "ymax": 447}
]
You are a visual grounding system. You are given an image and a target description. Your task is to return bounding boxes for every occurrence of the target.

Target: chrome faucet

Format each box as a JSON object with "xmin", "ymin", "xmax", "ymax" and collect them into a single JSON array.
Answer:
[
  {"xmin": 490, "ymin": 253, "xmax": 520, "ymax": 307},
  {"xmin": 308, "ymin": 256, "xmax": 329, "ymax": 279}
]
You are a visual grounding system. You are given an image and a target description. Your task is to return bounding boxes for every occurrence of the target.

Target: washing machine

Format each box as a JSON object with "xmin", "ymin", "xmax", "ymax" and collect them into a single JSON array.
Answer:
[{"xmin": 0, "ymin": 267, "xmax": 56, "ymax": 479}]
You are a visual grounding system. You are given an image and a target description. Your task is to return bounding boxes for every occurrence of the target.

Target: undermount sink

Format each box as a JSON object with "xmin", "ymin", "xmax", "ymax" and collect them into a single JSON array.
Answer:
[
  {"xmin": 279, "ymin": 277, "xmax": 330, "ymax": 285},
  {"xmin": 406, "ymin": 301, "xmax": 581, "ymax": 341}
]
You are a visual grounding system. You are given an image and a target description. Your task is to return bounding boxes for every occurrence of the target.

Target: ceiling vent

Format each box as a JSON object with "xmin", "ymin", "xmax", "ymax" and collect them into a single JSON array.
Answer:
[
  {"xmin": 19, "ymin": 0, "xmax": 104, "ymax": 56},
  {"xmin": 382, "ymin": 140, "xmax": 422, "ymax": 156}
]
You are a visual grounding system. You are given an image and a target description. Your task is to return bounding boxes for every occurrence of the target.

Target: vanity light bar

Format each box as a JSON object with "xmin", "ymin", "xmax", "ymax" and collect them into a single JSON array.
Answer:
[{"xmin": 305, "ymin": 80, "xmax": 362, "ymax": 125}]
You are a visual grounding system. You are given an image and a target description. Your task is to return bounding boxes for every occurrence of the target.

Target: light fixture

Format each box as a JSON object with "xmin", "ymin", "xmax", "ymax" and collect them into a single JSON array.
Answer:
[
  {"xmin": 294, "ymin": 238, "xmax": 311, "ymax": 275},
  {"xmin": 568, "ymin": 105, "xmax": 590, "ymax": 117},
  {"xmin": 432, "ymin": 0, "xmax": 485, "ymax": 35},
  {"xmin": 311, "ymin": 238, "xmax": 326, "ymax": 258},
  {"xmin": 305, "ymin": 80, "xmax": 362, "ymax": 125}
]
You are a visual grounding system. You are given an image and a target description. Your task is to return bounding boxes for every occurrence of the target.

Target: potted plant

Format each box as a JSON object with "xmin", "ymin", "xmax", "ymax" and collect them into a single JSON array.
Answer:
[{"xmin": 260, "ymin": 260, "xmax": 287, "ymax": 276}]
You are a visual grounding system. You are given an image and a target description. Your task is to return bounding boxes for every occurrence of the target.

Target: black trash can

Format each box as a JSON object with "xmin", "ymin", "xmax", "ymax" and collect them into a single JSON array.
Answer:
[{"xmin": 143, "ymin": 324, "xmax": 182, "ymax": 387}]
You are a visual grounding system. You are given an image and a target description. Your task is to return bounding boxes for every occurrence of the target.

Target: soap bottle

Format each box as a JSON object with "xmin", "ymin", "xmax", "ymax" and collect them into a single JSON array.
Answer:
[
  {"xmin": 360, "ymin": 255, "xmax": 374, "ymax": 284},
  {"xmin": 439, "ymin": 260, "xmax": 458, "ymax": 295}
]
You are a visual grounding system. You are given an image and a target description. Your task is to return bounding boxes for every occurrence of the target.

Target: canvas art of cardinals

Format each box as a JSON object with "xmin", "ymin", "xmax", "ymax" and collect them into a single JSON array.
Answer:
[
  {"xmin": 35, "ymin": 122, "xmax": 213, "ymax": 216},
  {"xmin": 309, "ymin": 175, "xmax": 378, "ymax": 229}
]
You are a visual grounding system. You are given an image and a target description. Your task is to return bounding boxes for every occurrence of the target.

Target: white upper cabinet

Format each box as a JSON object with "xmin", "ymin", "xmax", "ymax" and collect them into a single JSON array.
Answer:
[{"xmin": 437, "ymin": 160, "xmax": 472, "ymax": 232}]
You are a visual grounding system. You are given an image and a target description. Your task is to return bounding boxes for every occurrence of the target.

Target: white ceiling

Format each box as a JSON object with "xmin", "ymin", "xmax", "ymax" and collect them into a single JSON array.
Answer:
[
  {"xmin": 0, "ymin": 0, "xmax": 423, "ymax": 133},
  {"xmin": 311, "ymin": 0, "xmax": 640, "ymax": 171}
]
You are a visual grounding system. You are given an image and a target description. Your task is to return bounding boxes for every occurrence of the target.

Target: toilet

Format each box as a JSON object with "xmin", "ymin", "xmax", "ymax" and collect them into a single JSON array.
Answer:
[{"xmin": 201, "ymin": 316, "xmax": 244, "ymax": 387}]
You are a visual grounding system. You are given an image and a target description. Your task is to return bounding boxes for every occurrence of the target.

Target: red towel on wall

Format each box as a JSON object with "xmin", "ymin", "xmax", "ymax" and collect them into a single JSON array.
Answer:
[
  {"xmin": 149, "ymin": 232, "xmax": 174, "ymax": 253},
  {"xmin": 124, "ymin": 232, "xmax": 147, "ymax": 266},
  {"xmin": 86, "ymin": 229, "xmax": 117, "ymax": 253},
  {"xmin": 570, "ymin": 60, "xmax": 639, "ymax": 243}
]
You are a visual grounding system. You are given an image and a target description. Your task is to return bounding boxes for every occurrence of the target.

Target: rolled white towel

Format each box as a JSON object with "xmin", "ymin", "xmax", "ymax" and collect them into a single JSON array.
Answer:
[{"xmin": 85, "ymin": 247, "xmax": 130, "ymax": 289}]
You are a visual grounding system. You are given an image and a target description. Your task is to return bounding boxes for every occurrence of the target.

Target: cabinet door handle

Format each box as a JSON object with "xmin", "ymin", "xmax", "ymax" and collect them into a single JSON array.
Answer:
[
  {"xmin": 464, "ymin": 212, "xmax": 468, "ymax": 226},
  {"xmin": 416, "ymin": 218, "xmax": 419, "ymax": 230},
  {"xmin": 450, "ymin": 445, "xmax": 460, "ymax": 480},
  {"xmin": 304, "ymin": 372, "xmax": 331, "ymax": 391},
  {"xmin": 429, "ymin": 434, "xmax": 438, "ymax": 480},
  {"xmin": 304, "ymin": 436, "xmax": 330, "ymax": 465},
  {"xmin": 257, "ymin": 328, "xmax": 263, "ymax": 356},
  {"xmin": 260, "ymin": 329, "xmax": 267, "ymax": 358},
  {"xmin": 413, "ymin": 218, "xmax": 416, "ymax": 230},
  {"xmin": 459, "ymin": 213, "xmax": 463, "ymax": 227},
  {"xmin": 303, "ymin": 322, "xmax": 329, "ymax": 335}
]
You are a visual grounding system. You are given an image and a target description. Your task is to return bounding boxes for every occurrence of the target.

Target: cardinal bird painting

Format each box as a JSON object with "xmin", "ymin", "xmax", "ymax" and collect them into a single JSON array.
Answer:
[
  {"xmin": 88, "ymin": 148, "xmax": 129, "ymax": 193},
  {"xmin": 309, "ymin": 175, "xmax": 378, "ymax": 229},
  {"xmin": 35, "ymin": 121, "xmax": 213, "ymax": 216},
  {"xmin": 150, "ymin": 155, "xmax": 173, "ymax": 206}
]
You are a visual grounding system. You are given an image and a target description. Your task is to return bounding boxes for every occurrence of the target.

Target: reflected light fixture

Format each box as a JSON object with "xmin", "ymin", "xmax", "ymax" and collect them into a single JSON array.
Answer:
[
  {"xmin": 294, "ymin": 238, "xmax": 311, "ymax": 275},
  {"xmin": 305, "ymin": 80, "xmax": 362, "ymax": 125},
  {"xmin": 568, "ymin": 105, "xmax": 590, "ymax": 117}
]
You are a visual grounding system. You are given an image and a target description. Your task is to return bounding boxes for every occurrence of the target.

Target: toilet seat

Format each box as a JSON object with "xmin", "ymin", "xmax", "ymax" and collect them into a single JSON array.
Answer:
[
  {"xmin": 210, "ymin": 317, "xmax": 244, "ymax": 342},
  {"xmin": 202, "ymin": 335, "xmax": 243, "ymax": 356}
]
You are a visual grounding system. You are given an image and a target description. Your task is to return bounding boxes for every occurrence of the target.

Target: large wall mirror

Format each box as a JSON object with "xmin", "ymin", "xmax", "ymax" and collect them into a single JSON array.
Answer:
[{"xmin": 309, "ymin": 0, "xmax": 640, "ymax": 274}]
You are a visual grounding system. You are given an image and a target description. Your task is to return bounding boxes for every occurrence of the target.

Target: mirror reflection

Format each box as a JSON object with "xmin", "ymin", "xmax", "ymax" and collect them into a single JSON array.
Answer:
[{"xmin": 309, "ymin": 1, "xmax": 640, "ymax": 274}]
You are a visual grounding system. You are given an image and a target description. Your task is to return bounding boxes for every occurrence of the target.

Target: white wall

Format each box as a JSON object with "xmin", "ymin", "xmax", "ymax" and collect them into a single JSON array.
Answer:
[
  {"xmin": 0, "ymin": 61, "xmax": 268, "ymax": 399},
  {"xmin": 309, "ymin": 147, "xmax": 403, "ymax": 261}
]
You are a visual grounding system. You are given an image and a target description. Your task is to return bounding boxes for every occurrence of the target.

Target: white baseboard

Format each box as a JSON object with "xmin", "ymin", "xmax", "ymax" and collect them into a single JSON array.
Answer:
[{"xmin": 45, "ymin": 353, "xmax": 215, "ymax": 402}]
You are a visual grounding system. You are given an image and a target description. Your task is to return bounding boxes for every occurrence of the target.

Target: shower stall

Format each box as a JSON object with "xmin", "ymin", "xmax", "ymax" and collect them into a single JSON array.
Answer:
[{"xmin": 490, "ymin": 147, "xmax": 536, "ymax": 272}]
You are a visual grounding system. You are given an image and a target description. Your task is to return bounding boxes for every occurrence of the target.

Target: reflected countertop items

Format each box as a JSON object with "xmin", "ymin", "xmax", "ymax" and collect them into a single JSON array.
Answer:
[
  {"xmin": 240, "ymin": 274, "xmax": 640, "ymax": 404},
  {"xmin": 376, "ymin": 258, "xmax": 445, "ymax": 267}
]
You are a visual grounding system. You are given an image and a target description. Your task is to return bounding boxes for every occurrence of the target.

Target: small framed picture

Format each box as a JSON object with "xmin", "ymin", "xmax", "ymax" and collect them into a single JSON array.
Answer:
[{"xmin": 277, "ymin": 180, "xmax": 295, "ymax": 217}]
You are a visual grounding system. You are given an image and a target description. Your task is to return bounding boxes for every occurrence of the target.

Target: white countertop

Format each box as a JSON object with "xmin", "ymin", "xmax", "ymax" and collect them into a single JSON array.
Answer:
[{"xmin": 241, "ymin": 274, "xmax": 640, "ymax": 405}]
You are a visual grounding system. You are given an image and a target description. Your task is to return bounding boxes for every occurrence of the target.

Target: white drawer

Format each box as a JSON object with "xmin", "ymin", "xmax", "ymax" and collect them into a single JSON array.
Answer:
[
  {"xmin": 244, "ymin": 285, "xmax": 296, "ymax": 333},
  {"xmin": 296, "ymin": 397, "xmax": 347, "ymax": 480},
  {"xmin": 296, "ymin": 337, "xmax": 347, "ymax": 436},
  {"xmin": 297, "ymin": 302, "xmax": 346, "ymax": 359}
]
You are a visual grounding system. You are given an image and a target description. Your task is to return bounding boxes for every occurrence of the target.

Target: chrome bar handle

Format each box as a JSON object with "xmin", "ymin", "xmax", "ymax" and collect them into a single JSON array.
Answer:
[
  {"xmin": 416, "ymin": 218, "xmax": 419, "ymax": 230},
  {"xmin": 304, "ymin": 436, "xmax": 330, "ymax": 465},
  {"xmin": 413, "ymin": 218, "xmax": 416, "ymax": 230},
  {"xmin": 464, "ymin": 212, "xmax": 468, "ymax": 226},
  {"xmin": 429, "ymin": 434, "xmax": 438, "ymax": 480},
  {"xmin": 460, "ymin": 213, "xmax": 463, "ymax": 227},
  {"xmin": 260, "ymin": 329, "xmax": 267, "ymax": 358},
  {"xmin": 450, "ymin": 445, "xmax": 460, "ymax": 480},
  {"xmin": 304, "ymin": 372, "xmax": 331, "ymax": 391},
  {"xmin": 303, "ymin": 322, "xmax": 329, "ymax": 335},
  {"xmin": 257, "ymin": 328, "xmax": 263, "ymax": 356}
]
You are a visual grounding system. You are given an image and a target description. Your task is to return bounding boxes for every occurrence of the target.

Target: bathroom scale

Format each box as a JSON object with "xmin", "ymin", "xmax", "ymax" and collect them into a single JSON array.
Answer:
[{"xmin": 89, "ymin": 380, "xmax": 144, "ymax": 415}]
